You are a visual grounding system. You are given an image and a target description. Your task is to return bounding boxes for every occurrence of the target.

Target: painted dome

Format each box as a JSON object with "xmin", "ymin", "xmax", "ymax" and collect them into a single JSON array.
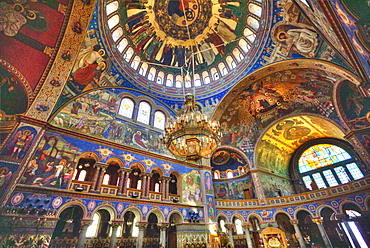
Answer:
[{"xmin": 104, "ymin": 0, "xmax": 266, "ymax": 98}]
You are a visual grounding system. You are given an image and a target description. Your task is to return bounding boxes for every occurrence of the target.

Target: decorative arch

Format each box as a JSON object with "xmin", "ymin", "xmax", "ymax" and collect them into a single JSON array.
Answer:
[
  {"xmin": 151, "ymin": 167, "xmax": 165, "ymax": 177},
  {"xmin": 78, "ymin": 151, "xmax": 100, "ymax": 163},
  {"xmin": 167, "ymin": 210, "xmax": 185, "ymax": 223},
  {"xmin": 107, "ymin": 157, "xmax": 124, "ymax": 168},
  {"xmin": 339, "ymin": 200, "xmax": 363, "ymax": 214},
  {"xmin": 145, "ymin": 208, "xmax": 165, "ymax": 223},
  {"xmin": 121, "ymin": 206, "xmax": 143, "ymax": 221},
  {"xmin": 247, "ymin": 213, "xmax": 263, "ymax": 223},
  {"xmin": 91, "ymin": 203, "xmax": 117, "ymax": 221},
  {"xmin": 294, "ymin": 207, "xmax": 314, "ymax": 219},
  {"xmin": 231, "ymin": 213, "xmax": 245, "ymax": 224},
  {"xmin": 216, "ymin": 213, "xmax": 230, "ymax": 224},
  {"xmin": 56, "ymin": 201, "xmax": 88, "ymax": 220},
  {"xmin": 316, "ymin": 204, "xmax": 338, "ymax": 217},
  {"xmin": 130, "ymin": 162, "xmax": 145, "ymax": 172},
  {"xmin": 273, "ymin": 210, "xmax": 292, "ymax": 221}
]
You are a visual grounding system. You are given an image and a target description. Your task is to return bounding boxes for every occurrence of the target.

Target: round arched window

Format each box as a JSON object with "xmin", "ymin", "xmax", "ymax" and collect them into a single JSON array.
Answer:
[{"xmin": 296, "ymin": 142, "xmax": 365, "ymax": 190}]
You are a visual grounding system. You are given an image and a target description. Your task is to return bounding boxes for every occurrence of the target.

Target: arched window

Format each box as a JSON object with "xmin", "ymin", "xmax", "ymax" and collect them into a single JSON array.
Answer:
[
  {"xmin": 147, "ymin": 67, "xmax": 156, "ymax": 81},
  {"xmin": 166, "ymin": 74, "xmax": 174, "ymax": 87},
  {"xmin": 239, "ymin": 39, "xmax": 251, "ymax": 53},
  {"xmin": 154, "ymin": 183, "xmax": 160, "ymax": 192},
  {"xmin": 118, "ymin": 98, "xmax": 134, "ymax": 118},
  {"xmin": 118, "ymin": 38, "xmax": 128, "ymax": 53},
  {"xmin": 247, "ymin": 16, "xmax": 260, "ymax": 31},
  {"xmin": 211, "ymin": 68, "xmax": 219, "ymax": 80},
  {"xmin": 78, "ymin": 170, "xmax": 87, "ymax": 181},
  {"xmin": 86, "ymin": 213, "xmax": 100, "ymax": 237},
  {"xmin": 233, "ymin": 48, "xmax": 244, "ymax": 62},
  {"xmin": 112, "ymin": 27, "xmax": 124, "ymax": 42},
  {"xmin": 219, "ymin": 219, "xmax": 227, "ymax": 233},
  {"xmin": 235, "ymin": 219, "xmax": 244, "ymax": 235},
  {"xmin": 194, "ymin": 74, "xmax": 201, "ymax": 87},
  {"xmin": 202, "ymin": 71, "xmax": 211, "ymax": 84},
  {"xmin": 227, "ymin": 171, "xmax": 233, "ymax": 179},
  {"xmin": 124, "ymin": 47, "xmax": 134, "ymax": 62},
  {"xmin": 154, "ymin": 111, "xmax": 166, "ymax": 130},
  {"xmin": 214, "ymin": 171, "xmax": 219, "ymax": 179},
  {"xmin": 108, "ymin": 14, "xmax": 120, "ymax": 29},
  {"xmin": 226, "ymin": 56, "xmax": 236, "ymax": 69},
  {"xmin": 131, "ymin": 56, "xmax": 140, "ymax": 70},
  {"xmin": 248, "ymin": 3, "xmax": 262, "ymax": 17},
  {"xmin": 137, "ymin": 101, "xmax": 151, "ymax": 125},
  {"xmin": 102, "ymin": 174, "xmax": 110, "ymax": 185},
  {"xmin": 156, "ymin": 71, "xmax": 165, "ymax": 84},
  {"xmin": 244, "ymin": 28, "xmax": 256, "ymax": 43},
  {"xmin": 137, "ymin": 179, "xmax": 142, "ymax": 190},
  {"xmin": 296, "ymin": 142, "xmax": 365, "ymax": 190},
  {"xmin": 218, "ymin": 62, "xmax": 228, "ymax": 76},
  {"xmin": 106, "ymin": 1, "xmax": 118, "ymax": 15},
  {"xmin": 139, "ymin": 62, "xmax": 148, "ymax": 76}
]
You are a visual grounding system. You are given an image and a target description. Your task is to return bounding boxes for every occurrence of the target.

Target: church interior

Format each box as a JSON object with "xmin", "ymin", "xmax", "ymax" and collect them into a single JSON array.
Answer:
[{"xmin": 0, "ymin": 0, "xmax": 369, "ymax": 247}]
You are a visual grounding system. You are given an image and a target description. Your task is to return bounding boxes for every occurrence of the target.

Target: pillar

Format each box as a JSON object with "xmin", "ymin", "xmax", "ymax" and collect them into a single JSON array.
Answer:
[
  {"xmin": 160, "ymin": 177, "xmax": 171, "ymax": 201},
  {"xmin": 77, "ymin": 220, "xmax": 92, "ymax": 248},
  {"xmin": 136, "ymin": 222, "xmax": 148, "ymax": 248},
  {"xmin": 91, "ymin": 165, "xmax": 101, "ymax": 191},
  {"xmin": 225, "ymin": 224, "xmax": 235, "ymax": 248},
  {"xmin": 118, "ymin": 168, "xmax": 130, "ymax": 195},
  {"xmin": 158, "ymin": 223, "xmax": 170, "ymax": 247},
  {"xmin": 242, "ymin": 223, "xmax": 253, "ymax": 248},
  {"xmin": 313, "ymin": 218, "xmax": 333, "ymax": 248},
  {"xmin": 110, "ymin": 221, "xmax": 123, "ymax": 248},
  {"xmin": 96, "ymin": 164, "xmax": 107, "ymax": 191},
  {"xmin": 290, "ymin": 219, "xmax": 306, "ymax": 248}
]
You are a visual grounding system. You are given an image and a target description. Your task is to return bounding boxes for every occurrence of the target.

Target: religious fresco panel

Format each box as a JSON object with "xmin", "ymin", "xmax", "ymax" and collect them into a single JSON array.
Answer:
[
  {"xmin": 259, "ymin": 173, "xmax": 295, "ymax": 198},
  {"xmin": 0, "ymin": 124, "xmax": 39, "ymax": 162},
  {"xmin": 211, "ymin": 147, "xmax": 249, "ymax": 179},
  {"xmin": 51, "ymin": 88, "xmax": 176, "ymax": 157},
  {"xmin": 338, "ymin": 80, "xmax": 370, "ymax": 130},
  {"xmin": 0, "ymin": 0, "xmax": 71, "ymax": 91},
  {"xmin": 0, "ymin": 161, "xmax": 19, "ymax": 201},
  {"xmin": 19, "ymin": 130, "xmax": 200, "ymax": 196},
  {"xmin": 213, "ymin": 176, "xmax": 253, "ymax": 200},
  {"xmin": 182, "ymin": 170, "xmax": 202, "ymax": 206},
  {"xmin": 219, "ymin": 68, "xmax": 342, "ymax": 166}
]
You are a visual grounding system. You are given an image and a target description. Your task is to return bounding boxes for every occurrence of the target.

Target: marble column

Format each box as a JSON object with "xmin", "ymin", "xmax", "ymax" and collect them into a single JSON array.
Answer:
[
  {"xmin": 77, "ymin": 220, "xmax": 92, "ymax": 248},
  {"xmin": 290, "ymin": 219, "xmax": 306, "ymax": 248},
  {"xmin": 91, "ymin": 166, "xmax": 101, "ymax": 191},
  {"xmin": 225, "ymin": 224, "xmax": 235, "ymax": 248},
  {"xmin": 96, "ymin": 164, "xmax": 108, "ymax": 191},
  {"xmin": 118, "ymin": 168, "xmax": 130, "ymax": 195},
  {"xmin": 158, "ymin": 223, "xmax": 170, "ymax": 247},
  {"xmin": 160, "ymin": 177, "xmax": 171, "ymax": 201},
  {"xmin": 136, "ymin": 222, "xmax": 148, "ymax": 248},
  {"xmin": 242, "ymin": 223, "xmax": 253, "ymax": 248},
  {"xmin": 313, "ymin": 218, "xmax": 333, "ymax": 248},
  {"xmin": 110, "ymin": 221, "xmax": 123, "ymax": 248}
]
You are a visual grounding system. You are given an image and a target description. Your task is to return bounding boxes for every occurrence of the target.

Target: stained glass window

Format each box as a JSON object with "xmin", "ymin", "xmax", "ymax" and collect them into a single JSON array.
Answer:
[
  {"xmin": 312, "ymin": 173, "xmax": 326, "ymax": 189},
  {"xmin": 323, "ymin": 170, "xmax": 338, "ymax": 187},
  {"xmin": 154, "ymin": 111, "xmax": 165, "ymax": 130},
  {"xmin": 118, "ymin": 98, "xmax": 134, "ymax": 118},
  {"xmin": 298, "ymin": 144, "xmax": 352, "ymax": 173},
  {"xmin": 346, "ymin": 163, "xmax": 364, "ymax": 180},
  {"xmin": 137, "ymin": 102, "xmax": 151, "ymax": 125},
  {"xmin": 106, "ymin": 1, "xmax": 118, "ymax": 16},
  {"xmin": 302, "ymin": 176, "xmax": 312, "ymax": 190},
  {"xmin": 334, "ymin": 166, "xmax": 350, "ymax": 184}
]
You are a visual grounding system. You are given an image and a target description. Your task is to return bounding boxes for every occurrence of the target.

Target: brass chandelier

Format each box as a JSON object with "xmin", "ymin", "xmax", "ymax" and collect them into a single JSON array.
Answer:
[{"xmin": 162, "ymin": 94, "xmax": 221, "ymax": 161}]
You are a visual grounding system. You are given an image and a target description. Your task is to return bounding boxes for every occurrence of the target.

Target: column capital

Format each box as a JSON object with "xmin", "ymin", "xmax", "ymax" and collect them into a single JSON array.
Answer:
[
  {"xmin": 242, "ymin": 223, "xmax": 251, "ymax": 229},
  {"xmin": 118, "ymin": 167, "xmax": 131, "ymax": 173},
  {"xmin": 159, "ymin": 176, "xmax": 171, "ymax": 182},
  {"xmin": 225, "ymin": 223, "xmax": 234, "ymax": 230},
  {"xmin": 80, "ymin": 219, "xmax": 93, "ymax": 228},
  {"xmin": 111, "ymin": 220, "xmax": 123, "ymax": 228},
  {"xmin": 158, "ymin": 223, "xmax": 170, "ymax": 230},
  {"xmin": 140, "ymin": 172, "xmax": 152, "ymax": 177},
  {"xmin": 136, "ymin": 222, "xmax": 148, "ymax": 230},
  {"xmin": 95, "ymin": 162, "xmax": 108, "ymax": 168},
  {"xmin": 289, "ymin": 219, "xmax": 299, "ymax": 226},
  {"xmin": 312, "ymin": 217, "xmax": 324, "ymax": 225}
]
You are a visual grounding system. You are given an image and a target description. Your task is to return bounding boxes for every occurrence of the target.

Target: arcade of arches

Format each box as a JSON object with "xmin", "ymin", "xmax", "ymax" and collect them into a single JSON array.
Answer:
[{"xmin": 0, "ymin": 0, "xmax": 369, "ymax": 248}]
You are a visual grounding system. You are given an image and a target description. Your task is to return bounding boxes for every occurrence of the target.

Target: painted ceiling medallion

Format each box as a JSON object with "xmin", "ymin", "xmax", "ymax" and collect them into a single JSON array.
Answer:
[{"xmin": 154, "ymin": 0, "xmax": 212, "ymax": 40}]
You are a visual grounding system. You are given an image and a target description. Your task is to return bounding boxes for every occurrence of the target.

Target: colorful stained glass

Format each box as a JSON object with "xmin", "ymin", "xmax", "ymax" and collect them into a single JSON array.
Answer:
[
  {"xmin": 137, "ymin": 101, "xmax": 151, "ymax": 125},
  {"xmin": 346, "ymin": 163, "xmax": 364, "ymax": 180},
  {"xmin": 334, "ymin": 166, "xmax": 350, "ymax": 184},
  {"xmin": 154, "ymin": 111, "xmax": 165, "ymax": 130},
  {"xmin": 118, "ymin": 98, "xmax": 134, "ymax": 118},
  {"xmin": 302, "ymin": 176, "xmax": 313, "ymax": 190},
  {"xmin": 323, "ymin": 170, "xmax": 339, "ymax": 187},
  {"xmin": 298, "ymin": 144, "xmax": 352, "ymax": 173},
  {"xmin": 312, "ymin": 173, "xmax": 326, "ymax": 189}
]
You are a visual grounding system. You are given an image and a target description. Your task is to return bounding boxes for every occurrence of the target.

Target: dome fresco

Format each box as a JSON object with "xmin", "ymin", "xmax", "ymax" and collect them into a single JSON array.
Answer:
[{"xmin": 105, "ymin": 0, "xmax": 266, "ymax": 96}]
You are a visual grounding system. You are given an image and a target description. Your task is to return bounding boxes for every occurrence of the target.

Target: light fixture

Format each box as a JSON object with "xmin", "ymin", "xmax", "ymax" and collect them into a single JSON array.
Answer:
[{"xmin": 162, "ymin": 94, "xmax": 221, "ymax": 161}]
